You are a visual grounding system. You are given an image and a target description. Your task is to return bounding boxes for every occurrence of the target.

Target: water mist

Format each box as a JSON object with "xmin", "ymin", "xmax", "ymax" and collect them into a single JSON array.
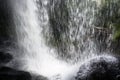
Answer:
[{"xmin": 10, "ymin": 0, "xmax": 117, "ymax": 80}]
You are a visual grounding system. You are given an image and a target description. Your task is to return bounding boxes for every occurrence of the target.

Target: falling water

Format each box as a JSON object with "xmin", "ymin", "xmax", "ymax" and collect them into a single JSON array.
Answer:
[
  {"xmin": 12, "ymin": 0, "xmax": 80, "ymax": 79},
  {"xmin": 66, "ymin": 0, "xmax": 98, "ymax": 59},
  {"xmin": 11, "ymin": 0, "xmax": 116, "ymax": 80}
]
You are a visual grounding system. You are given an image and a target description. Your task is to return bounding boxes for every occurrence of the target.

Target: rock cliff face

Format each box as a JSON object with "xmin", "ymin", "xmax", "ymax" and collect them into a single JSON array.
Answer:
[
  {"xmin": 94, "ymin": 0, "xmax": 120, "ymax": 54},
  {"xmin": 0, "ymin": 0, "xmax": 15, "ymax": 51},
  {"xmin": 47, "ymin": 0, "xmax": 70, "ymax": 59}
]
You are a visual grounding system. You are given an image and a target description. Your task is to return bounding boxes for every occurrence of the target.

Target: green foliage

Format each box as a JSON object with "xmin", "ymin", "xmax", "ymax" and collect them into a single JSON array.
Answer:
[
  {"xmin": 95, "ymin": 0, "xmax": 120, "ymax": 40},
  {"xmin": 113, "ymin": 24, "xmax": 120, "ymax": 40}
]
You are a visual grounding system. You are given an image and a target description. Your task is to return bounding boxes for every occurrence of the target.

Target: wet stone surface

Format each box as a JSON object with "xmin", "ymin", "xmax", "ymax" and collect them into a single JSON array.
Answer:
[
  {"xmin": 75, "ymin": 56, "xmax": 120, "ymax": 80},
  {"xmin": 0, "ymin": 66, "xmax": 32, "ymax": 80},
  {"xmin": 0, "ymin": 52, "xmax": 13, "ymax": 64}
]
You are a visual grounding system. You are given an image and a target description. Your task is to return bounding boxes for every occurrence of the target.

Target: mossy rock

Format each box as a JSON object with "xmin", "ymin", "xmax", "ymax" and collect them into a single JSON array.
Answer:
[
  {"xmin": 113, "ymin": 23, "xmax": 120, "ymax": 40},
  {"xmin": 95, "ymin": 0, "xmax": 120, "ymax": 40}
]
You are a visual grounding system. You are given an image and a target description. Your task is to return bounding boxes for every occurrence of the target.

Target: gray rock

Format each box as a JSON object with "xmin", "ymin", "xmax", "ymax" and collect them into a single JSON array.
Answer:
[
  {"xmin": 0, "ymin": 66, "xmax": 31, "ymax": 80},
  {"xmin": 75, "ymin": 55, "xmax": 120, "ymax": 80},
  {"xmin": 0, "ymin": 52, "xmax": 13, "ymax": 64},
  {"xmin": 31, "ymin": 73, "xmax": 48, "ymax": 80}
]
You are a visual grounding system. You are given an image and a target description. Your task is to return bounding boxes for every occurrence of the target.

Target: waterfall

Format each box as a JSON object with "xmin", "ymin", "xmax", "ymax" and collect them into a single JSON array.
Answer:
[
  {"xmin": 11, "ymin": 0, "xmax": 116, "ymax": 80},
  {"xmin": 12, "ymin": 0, "xmax": 80, "ymax": 80}
]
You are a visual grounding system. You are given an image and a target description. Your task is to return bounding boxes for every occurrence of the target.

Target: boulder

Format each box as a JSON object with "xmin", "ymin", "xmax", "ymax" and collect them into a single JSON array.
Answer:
[
  {"xmin": 0, "ymin": 52, "xmax": 13, "ymax": 64},
  {"xmin": 31, "ymin": 74, "xmax": 48, "ymax": 80},
  {"xmin": 75, "ymin": 55, "xmax": 120, "ymax": 80},
  {"xmin": 0, "ymin": 66, "xmax": 31, "ymax": 80}
]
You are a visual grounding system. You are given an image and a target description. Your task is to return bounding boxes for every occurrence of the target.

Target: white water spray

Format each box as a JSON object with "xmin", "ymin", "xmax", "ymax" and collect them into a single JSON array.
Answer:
[
  {"xmin": 12, "ymin": 0, "xmax": 116, "ymax": 80},
  {"xmin": 13, "ymin": 0, "xmax": 80, "ymax": 80}
]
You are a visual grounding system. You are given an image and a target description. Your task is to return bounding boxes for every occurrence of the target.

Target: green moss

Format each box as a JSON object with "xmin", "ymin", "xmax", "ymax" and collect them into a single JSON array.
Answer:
[
  {"xmin": 113, "ymin": 30, "xmax": 120, "ymax": 40},
  {"xmin": 95, "ymin": 0, "xmax": 120, "ymax": 40},
  {"xmin": 113, "ymin": 24, "xmax": 120, "ymax": 40}
]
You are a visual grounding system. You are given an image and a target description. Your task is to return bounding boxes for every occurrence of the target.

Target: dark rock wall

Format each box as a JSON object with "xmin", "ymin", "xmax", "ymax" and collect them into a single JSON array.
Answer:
[
  {"xmin": 94, "ymin": 0, "xmax": 120, "ymax": 54},
  {"xmin": 47, "ymin": 0, "xmax": 71, "ymax": 59},
  {"xmin": 0, "ymin": 0, "xmax": 15, "ymax": 51}
]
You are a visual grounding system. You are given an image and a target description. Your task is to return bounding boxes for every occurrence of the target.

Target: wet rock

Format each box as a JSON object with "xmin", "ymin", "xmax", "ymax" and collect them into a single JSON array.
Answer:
[
  {"xmin": 0, "ymin": 0, "xmax": 13, "ymax": 39},
  {"xmin": 31, "ymin": 74, "xmax": 48, "ymax": 80},
  {"xmin": 0, "ymin": 0, "xmax": 15, "ymax": 50},
  {"xmin": 0, "ymin": 66, "xmax": 31, "ymax": 80},
  {"xmin": 0, "ymin": 52, "xmax": 13, "ymax": 64},
  {"xmin": 47, "ymin": 0, "xmax": 70, "ymax": 58},
  {"xmin": 75, "ymin": 55, "xmax": 120, "ymax": 80}
]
